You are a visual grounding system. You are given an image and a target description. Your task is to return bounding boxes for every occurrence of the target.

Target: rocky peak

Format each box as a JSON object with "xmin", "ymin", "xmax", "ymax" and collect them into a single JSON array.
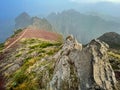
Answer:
[
  {"xmin": 15, "ymin": 12, "xmax": 31, "ymax": 21},
  {"xmin": 15, "ymin": 12, "xmax": 31, "ymax": 29},
  {"xmin": 50, "ymin": 36, "xmax": 117, "ymax": 90},
  {"xmin": 15, "ymin": 12, "xmax": 53, "ymax": 31},
  {"xmin": 98, "ymin": 32, "xmax": 120, "ymax": 49}
]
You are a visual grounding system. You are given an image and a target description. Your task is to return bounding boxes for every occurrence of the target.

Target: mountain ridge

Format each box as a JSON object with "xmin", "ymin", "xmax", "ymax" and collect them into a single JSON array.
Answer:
[
  {"xmin": 0, "ymin": 31, "xmax": 120, "ymax": 90},
  {"xmin": 15, "ymin": 12, "xmax": 53, "ymax": 32},
  {"xmin": 4, "ymin": 28, "xmax": 62, "ymax": 51}
]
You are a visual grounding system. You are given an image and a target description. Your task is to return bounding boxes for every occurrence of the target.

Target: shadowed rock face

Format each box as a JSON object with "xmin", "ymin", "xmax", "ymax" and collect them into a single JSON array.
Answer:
[
  {"xmin": 49, "ymin": 36, "xmax": 117, "ymax": 90},
  {"xmin": 98, "ymin": 32, "xmax": 120, "ymax": 49}
]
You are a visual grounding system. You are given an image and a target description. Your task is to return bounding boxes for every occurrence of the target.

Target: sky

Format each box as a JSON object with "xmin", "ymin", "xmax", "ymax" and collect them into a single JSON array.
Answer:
[
  {"xmin": 0, "ymin": 0, "xmax": 69, "ymax": 19},
  {"xmin": 0, "ymin": 0, "xmax": 120, "ymax": 20}
]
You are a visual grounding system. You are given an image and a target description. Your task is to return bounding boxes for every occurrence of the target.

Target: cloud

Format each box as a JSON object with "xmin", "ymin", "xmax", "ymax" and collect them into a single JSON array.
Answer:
[{"xmin": 70, "ymin": 0, "xmax": 120, "ymax": 3}]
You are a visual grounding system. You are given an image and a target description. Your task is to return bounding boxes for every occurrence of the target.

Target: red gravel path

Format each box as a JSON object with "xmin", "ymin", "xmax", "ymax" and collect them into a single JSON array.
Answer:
[{"xmin": 5, "ymin": 28, "xmax": 60, "ymax": 50}]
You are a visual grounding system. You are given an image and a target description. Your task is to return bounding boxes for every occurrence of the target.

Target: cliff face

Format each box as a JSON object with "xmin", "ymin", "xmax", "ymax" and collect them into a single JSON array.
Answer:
[{"xmin": 0, "ymin": 35, "xmax": 118, "ymax": 90}]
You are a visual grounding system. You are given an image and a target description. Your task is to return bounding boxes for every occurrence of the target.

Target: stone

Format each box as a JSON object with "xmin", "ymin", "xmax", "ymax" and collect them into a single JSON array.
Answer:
[{"xmin": 49, "ymin": 36, "xmax": 117, "ymax": 90}]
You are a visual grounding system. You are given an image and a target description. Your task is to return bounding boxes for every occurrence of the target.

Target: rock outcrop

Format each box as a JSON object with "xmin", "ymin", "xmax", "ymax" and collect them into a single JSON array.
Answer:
[{"xmin": 49, "ymin": 35, "xmax": 117, "ymax": 90}]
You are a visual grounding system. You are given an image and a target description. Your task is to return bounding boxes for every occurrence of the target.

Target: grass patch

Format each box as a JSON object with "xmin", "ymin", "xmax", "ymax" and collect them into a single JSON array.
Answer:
[
  {"xmin": 108, "ymin": 51, "xmax": 120, "ymax": 59},
  {"xmin": 108, "ymin": 51, "xmax": 120, "ymax": 70},
  {"xmin": 15, "ymin": 53, "xmax": 22, "ymax": 57}
]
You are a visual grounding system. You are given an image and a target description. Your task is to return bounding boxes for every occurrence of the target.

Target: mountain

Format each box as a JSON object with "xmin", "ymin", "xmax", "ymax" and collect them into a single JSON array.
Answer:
[
  {"xmin": 47, "ymin": 9, "xmax": 120, "ymax": 43},
  {"xmin": 98, "ymin": 32, "xmax": 120, "ymax": 49},
  {"xmin": 86, "ymin": 11, "xmax": 120, "ymax": 24},
  {"xmin": 0, "ymin": 30, "xmax": 119, "ymax": 90},
  {"xmin": 0, "ymin": 12, "xmax": 54, "ymax": 43},
  {"xmin": 15, "ymin": 12, "xmax": 31, "ymax": 29},
  {"xmin": 15, "ymin": 12, "xmax": 53, "ymax": 31}
]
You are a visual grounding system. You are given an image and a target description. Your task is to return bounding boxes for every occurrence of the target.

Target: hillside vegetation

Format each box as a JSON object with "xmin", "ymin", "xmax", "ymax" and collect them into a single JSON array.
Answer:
[{"xmin": 1, "ymin": 38, "xmax": 62, "ymax": 90}]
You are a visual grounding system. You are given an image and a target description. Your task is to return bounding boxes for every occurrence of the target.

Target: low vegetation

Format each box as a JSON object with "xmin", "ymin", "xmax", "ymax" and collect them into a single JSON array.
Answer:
[
  {"xmin": 108, "ymin": 51, "xmax": 120, "ymax": 70},
  {"xmin": 6, "ymin": 38, "xmax": 62, "ymax": 90}
]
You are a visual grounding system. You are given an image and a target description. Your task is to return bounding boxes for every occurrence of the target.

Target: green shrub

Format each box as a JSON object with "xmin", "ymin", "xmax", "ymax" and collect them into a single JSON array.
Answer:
[
  {"xmin": 12, "ymin": 70, "xmax": 27, "ymax": 88},
  {"xmin": 40, "ymin": 42, "xmax": 54, "ymax": 48}
]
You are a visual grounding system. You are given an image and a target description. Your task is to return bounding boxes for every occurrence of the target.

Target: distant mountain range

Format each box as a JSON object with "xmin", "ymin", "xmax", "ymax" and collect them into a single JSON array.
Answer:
[{"xmin": 47, "ymin": 9, "xmax": 120, "ymax": 43}]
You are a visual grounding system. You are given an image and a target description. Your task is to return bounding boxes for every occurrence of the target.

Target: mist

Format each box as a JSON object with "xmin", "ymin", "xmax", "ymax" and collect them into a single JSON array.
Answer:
[{"xmin": 0, "ymin": 0, "xmax": 120, "ymax": 43}]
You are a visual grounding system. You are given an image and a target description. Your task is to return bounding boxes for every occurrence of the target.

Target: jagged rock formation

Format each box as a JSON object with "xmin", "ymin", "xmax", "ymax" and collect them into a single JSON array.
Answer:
[
  {"xmin": 0, "ymin": 35, "xmax": 118, "ymax": 90},
  {"xmin": 49, "ymin": 35, "xmax": 117, "ymax": 90},
  {"xmin": 15, "ymin": 12, "xmax": 31, "ymax": 29},
  {"xmin": 15, "ymin": 12, "xmax": 53, "ymax": 31}
]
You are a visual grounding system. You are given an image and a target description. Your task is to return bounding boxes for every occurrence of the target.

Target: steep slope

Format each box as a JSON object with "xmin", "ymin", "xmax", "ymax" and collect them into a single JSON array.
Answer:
[
  {"xmin": 0, "ymin": 33, "xmax": 118, "ymax": 90},
  {"xmin": 47, "ymin": 9, "xmax": 120, "ymax": 43},
  {"xmin": 0, "ymin": 38, "xmax": 62, "ymax": 90}
]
